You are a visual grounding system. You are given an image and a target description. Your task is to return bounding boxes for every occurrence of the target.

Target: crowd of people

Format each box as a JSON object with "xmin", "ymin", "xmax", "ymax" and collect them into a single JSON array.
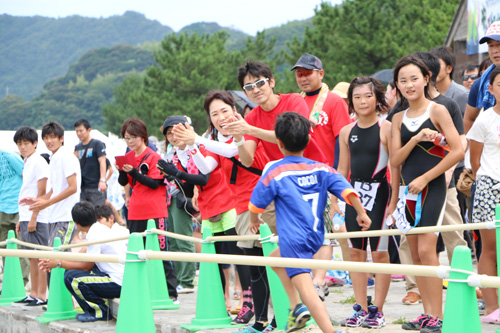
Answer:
[{"xmin": 1, "ymin": 19, "xmax": 499, "ymax": 333}]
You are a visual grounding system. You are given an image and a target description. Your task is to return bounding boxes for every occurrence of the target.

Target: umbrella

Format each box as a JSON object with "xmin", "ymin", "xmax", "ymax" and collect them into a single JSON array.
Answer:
[{"xmin": 371, "ymin": 69, "xmax": 393, "ymax": 83}]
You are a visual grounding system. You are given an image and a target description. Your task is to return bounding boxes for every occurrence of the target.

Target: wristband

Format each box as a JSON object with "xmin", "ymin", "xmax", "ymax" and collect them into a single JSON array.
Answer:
[
  {"xmin": 234, "ymin": 137, "xmax": 245, "ymax": 147},
  {"xmin": 99, "ymin": 178, "xmax": 106, "ymax": 183}
]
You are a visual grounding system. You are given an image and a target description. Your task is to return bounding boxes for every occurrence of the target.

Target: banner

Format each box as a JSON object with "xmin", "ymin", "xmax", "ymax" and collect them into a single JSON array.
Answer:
[{"xmin": 467, "ymin": 0, "xmax": 500, "ymax": 55}]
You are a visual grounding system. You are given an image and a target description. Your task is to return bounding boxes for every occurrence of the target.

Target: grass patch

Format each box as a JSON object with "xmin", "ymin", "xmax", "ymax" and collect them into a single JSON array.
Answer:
[
  {"xmin": 331, "ymin": 289, "xmax": 343, "ymax": 294},
  {"xmin": 392, "ymin": 317, "xmax": 409, "ymax": 324},
  {"xmin": 339, "ymin": 295, "xmax": 356, "ymax": 304}
]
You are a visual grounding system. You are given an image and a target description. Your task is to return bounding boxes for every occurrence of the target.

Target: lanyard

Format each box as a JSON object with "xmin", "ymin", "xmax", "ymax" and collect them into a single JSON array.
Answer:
[{"xmin": 404, "ymin": 187, "xmax": 422, "ymax": 229}]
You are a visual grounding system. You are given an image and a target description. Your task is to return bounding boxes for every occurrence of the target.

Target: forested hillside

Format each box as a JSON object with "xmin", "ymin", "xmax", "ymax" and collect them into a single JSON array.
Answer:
[{"xmin": 0, "ymin": 11, "xmax": 173, "ymax": 99}]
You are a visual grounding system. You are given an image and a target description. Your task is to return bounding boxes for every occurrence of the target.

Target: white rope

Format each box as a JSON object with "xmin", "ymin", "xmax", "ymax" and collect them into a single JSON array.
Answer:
[
  {"xmin": 58, "ymin": 235, "xmax": 131, "ymax": 250},
  {"xmin": 11, "ymin": 239, "xmax": 54, "ymax": 251},
  {"xmin": 151, "ymin": 228, "xmax": 204, "ymax": 244}
]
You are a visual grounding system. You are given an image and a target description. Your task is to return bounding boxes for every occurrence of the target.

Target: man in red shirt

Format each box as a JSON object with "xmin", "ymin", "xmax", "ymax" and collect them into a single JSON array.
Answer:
[
  {"xmin": 292, "ymin": 54, "xmax": 353, "ymax": 301},
  {"xmin": 225, "ymin": 61, "xmax": 328, "ymax": 166},
  {"xmin": 292, "ymin": 54, "xmax": 351, "ymax": 168}
]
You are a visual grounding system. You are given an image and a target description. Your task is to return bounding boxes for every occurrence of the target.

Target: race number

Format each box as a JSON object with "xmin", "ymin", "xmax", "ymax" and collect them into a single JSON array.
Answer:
[{"xmin": 353, "ymin": 181, "xmax": 380, "ymax": 211}]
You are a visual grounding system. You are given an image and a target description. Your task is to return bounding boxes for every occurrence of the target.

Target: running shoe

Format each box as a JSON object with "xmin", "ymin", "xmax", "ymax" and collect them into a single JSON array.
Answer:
[
  {"xmin": 25, "ymin": 298, "xmax": 47, "ymax": 306},
  {"xmin": 340, "ymin": 304, "xmax": 368, "ymax": 327},
  {"xmin": 322, "ymin": 283, "xmax": 330, "ymax": 297},
  {"xmin": 420, "ymin": 317, "xmax": 442, "ymax": 333},
  {"xmin": 367, "ymin": 278, "xmax": 375, "ymax": 288},
  {"xmin": 232, "ymin": 303, "xmax": 254, "ymax": 324},
  {"xmin": 12, "ymin": 295, "xmax": 35, "ymax": 306},
  {"xmin": 176, "ymin": 285, "xmax": 195, "ymax": 294},
  {"xmin": 262, "ymin": 323, "xmax": 276, "ymax": 332},
  {"xmin": 285, "ymin": 303, "xmax": 311, "ymax": 332},
  {"xmin": 361, "ymin": 305, "xmax": 385, "ymax": 328},
  {"xmin": 402, "ymin": 314, "xmax": 431, "ymax": 330},
  {"xmin": 314, "ymin": 283, "xmax": 325, "ymax": 301},
  {"xmin": 232, "ymin": 325, "xmax": 261, "ymax": 333},
  {"xmin": 402, "ymin": 292, "xmax": 422, "ymax": 305}
]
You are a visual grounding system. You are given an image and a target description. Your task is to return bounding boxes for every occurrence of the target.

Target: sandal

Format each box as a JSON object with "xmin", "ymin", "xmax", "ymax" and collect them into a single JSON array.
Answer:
[
  {"xmin": 230, "ymin": 306, "xmax": 242, "ymax": 315},
  {"xmin": 233, "ymin": 291, "xmax": 241, "ymax": 300}
]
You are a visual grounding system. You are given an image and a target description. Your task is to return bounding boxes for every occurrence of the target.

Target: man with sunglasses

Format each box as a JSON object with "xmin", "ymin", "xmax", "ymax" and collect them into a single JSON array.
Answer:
[
  {"xmin": 226, "ymin": 61, "xmax": 327, "ymax": 167},
  {"xmin": 462, "ymin": 65, "xmax": 479, "ymax": 90},
  {"xmin": 292, "ymin": 53, "xmax": 351, "ymax": 170}
]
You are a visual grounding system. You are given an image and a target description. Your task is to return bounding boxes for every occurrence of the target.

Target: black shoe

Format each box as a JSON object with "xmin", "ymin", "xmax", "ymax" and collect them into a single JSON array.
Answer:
[
  {"xmin": 12, "ymin": 295, "xmax": 35, "ymax": 306},
  {"xmin": 25, "ymin": 298, "xmax": 47, "ymax": 306}
]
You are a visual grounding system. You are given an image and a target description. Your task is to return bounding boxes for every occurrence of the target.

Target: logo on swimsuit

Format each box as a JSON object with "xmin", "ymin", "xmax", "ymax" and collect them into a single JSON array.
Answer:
[
  {"xmin": 411, "ymin": 120, "xmax": 419, "ymax": 127},
  {"xmin": 350, "ymin": 135, "xmax": 358, "ymax": 143},
  {"xmin": 298, "ymin": 175, "xmax": 318, "ymax": 186}
]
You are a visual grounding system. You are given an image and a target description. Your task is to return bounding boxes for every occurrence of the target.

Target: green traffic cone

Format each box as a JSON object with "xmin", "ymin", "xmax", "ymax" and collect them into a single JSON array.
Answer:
[
  {"xmin": 116, "ymin": 233, "xmax": 155, "ymax": 332},
  {"xmin": 181, "ymin": 226, "xmax": 236, "ymax": 330},
  {"xmin": 259, "ymin": 223, "xmax": 291, "ymax": 331},
  {"xmin": 0, "ymin": 230, "xmax": 26, "ymax": 306},
  {"xmin": 145, "ymin": 219, "xmax": 178, "ymax": 309},
  {"xmin": 442, "ymin": 245, "xmax": 481, "ymax": 333},
  {"xmin": 37, "ymin": 237, "xmax": 77, "ymax": 322}
]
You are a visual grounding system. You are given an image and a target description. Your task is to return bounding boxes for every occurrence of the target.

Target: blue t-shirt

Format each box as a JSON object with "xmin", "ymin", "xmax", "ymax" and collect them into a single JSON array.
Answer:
[
  {"xmin": 249, "ymin": 156, "xmax": 355, "ymax": 247},
  {"xmin": 0, "ymin": 151, "xmax": 24, "ymax": 214},
  {"xmin": 468, "ymin": 65, "xmax": 496, "ymax": 110}
]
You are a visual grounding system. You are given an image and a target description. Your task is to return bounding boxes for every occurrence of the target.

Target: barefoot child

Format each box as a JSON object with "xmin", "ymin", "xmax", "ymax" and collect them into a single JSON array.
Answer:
[{"xmin": 248, "ymin": 112, "xmax": 371, "ymax": 332}]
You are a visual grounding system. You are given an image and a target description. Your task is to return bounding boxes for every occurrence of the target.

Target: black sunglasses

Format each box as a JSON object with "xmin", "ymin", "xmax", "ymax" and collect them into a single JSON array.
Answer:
[{"xmin": 463, "ymin": 74, "xmax": 478, "ymax": 81}]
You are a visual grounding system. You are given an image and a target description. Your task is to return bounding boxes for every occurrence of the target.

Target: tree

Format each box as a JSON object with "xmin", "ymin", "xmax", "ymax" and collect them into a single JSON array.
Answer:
[{"xmin": 283, "ymin": 0, "xmax": 460, "ymax": 89}]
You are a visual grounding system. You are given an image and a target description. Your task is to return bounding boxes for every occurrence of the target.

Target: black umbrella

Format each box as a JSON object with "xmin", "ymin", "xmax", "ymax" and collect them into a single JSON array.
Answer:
[{"xmin": 371, "ymin": 69, "xmax": 393, "ymax": 83}]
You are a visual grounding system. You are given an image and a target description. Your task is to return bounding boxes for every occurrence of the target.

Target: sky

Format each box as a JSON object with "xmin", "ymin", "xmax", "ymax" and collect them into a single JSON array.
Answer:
[{"xmin": 0, "ymin": 0, "xmax": 343, "ymax": 36}]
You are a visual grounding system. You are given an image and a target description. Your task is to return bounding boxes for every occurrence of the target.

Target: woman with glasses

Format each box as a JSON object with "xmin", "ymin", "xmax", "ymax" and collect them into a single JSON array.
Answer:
[{"xmin": 117, "ymin": 117, "xmax": 178, "ymax": 301}]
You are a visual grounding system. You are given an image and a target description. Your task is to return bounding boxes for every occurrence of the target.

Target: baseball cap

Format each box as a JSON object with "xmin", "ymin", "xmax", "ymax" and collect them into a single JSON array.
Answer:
[
  {"xmin": 479, "ymin": 21, "xmax": 500, "ymax": 44},
  {"xmin": 291, "ymin": 53, "xmax": 323, "ymax": 70},
  {"xmin": 161, "ymin": 115, "xmax": 188, "ymax": 135}
]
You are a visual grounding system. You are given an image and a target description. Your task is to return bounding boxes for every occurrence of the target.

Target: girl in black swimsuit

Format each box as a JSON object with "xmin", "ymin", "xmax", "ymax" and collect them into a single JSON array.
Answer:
[{"xmin": 391, "ymin": 55, "xmax": 464, "ymax": 331}]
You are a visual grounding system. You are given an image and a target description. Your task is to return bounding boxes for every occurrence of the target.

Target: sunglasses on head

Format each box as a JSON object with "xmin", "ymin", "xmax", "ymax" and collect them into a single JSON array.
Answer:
[
  {"xmin": 463, "ymin": 74, "xmax": 478, "ymax": 81},
  {"xmin": 295, "ymin": 68, "xmax": 319, "ymax": 78},
  {"xmin": 243, "ymin": 78, "xmax": 269, "ymax": 92}
]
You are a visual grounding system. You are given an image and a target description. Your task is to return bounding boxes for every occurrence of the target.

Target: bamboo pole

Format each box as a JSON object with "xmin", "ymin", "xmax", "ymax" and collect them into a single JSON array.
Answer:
[
  {"xmin": 151, "ymin": 228, "xmax": 204, "ymax": 243},
  {"xmin": 59, "ymin": 235, "xmax": 131, "ymax": 250},
  {"xmin": 0, "ymin": 249, "xmax": 120, "ymax": 263}
]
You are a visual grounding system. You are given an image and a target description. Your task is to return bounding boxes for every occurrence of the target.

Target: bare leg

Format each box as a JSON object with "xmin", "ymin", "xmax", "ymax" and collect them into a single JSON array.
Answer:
[
  {"xmin": 349, "ymin": 248, "xmax": 368, "ymax": 310},
  {"xmin": 371, "ymin": 251, "xmax": 390, "ymax": 312},
  {"xmin": 292, "ymin": 273, "xmax": 335, "ymax": 332},
  {"xmin": 478, "ymin": 229, "xmax": 499, "ymax": 316},
  {"xmin": 336, "ymin": 224, "xmax": 351, "ymax": 261},
  {"xmin": 312, "ymin": 245, "xmax": 333, "ymax": 286},
  {"xmin": 223, "ymin": 266, "xmax": 231, "ymax": 309}
]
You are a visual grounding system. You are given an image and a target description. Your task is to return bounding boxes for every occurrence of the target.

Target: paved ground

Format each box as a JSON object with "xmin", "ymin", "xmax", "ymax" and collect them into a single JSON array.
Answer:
[{"xmin": 0, "ymin": 249, "xmax": 497, "ymax": 332}]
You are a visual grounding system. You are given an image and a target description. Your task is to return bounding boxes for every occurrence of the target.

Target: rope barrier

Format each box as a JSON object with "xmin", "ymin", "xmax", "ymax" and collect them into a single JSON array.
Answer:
[
  {"xmin": 0, "ymin": 240, "xmax": 7, "ymax": 247},
  {"xmin": 151, "ymin": 228, "xmax": 204, "ymax": 244},
  {"xmin": 58, "ymin": 235, "xmax": 130, "ymax": 250},
  {"xmin": 325, "ymin": 221, "xmax": 495, "ymax": 240},
  {"xmin": 204, "ymin": 234, "xmax": 261, "ymax": 243},
  {"xmin": 10, "ymin": 239, "xmax": 54, "ymax": 251},
  {"xmin": 3, "ymin": 246, "xmax": 500, "ymax": 289}
]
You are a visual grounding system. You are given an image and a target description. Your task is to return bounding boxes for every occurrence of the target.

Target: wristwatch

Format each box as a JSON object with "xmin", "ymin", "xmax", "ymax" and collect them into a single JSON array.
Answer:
[{"xmin": 56, "ymin": 261, "xmax": 62, "ymax": 269}]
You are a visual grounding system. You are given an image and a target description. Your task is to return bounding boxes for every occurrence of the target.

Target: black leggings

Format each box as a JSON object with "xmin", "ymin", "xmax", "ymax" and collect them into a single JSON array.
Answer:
[
  {"xmin": 243, "ymin": 247, "xmax": 271, "ymax": 322},
  {"xmin": 213, "ymin": 228, "xmax": 251, "ymax": 298}
]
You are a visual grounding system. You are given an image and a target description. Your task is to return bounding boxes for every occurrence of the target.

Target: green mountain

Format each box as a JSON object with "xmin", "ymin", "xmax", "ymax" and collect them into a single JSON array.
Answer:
[{"xmin": 0, "ymin": 11, "xmax": 173, "ymax": 100}]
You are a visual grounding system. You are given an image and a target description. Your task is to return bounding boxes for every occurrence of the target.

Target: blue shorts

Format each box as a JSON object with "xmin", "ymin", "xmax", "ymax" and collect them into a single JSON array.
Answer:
[{"xmin": 279, "ymin": 235, "xmax": 323, "ymax": 278}]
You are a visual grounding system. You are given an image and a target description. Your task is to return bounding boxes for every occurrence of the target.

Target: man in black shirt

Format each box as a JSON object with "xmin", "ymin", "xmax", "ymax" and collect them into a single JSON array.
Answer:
[{"xmin": 74, "ymin": 119, "xmax": 107, "ymax": 207}]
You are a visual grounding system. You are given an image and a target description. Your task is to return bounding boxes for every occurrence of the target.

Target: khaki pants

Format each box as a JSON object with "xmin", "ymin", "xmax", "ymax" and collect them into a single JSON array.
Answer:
[
  {"xmin": 0, "ymin": 212, "xmax": 30, "ymax": 286},
  {"xmin": 400, "ymin": 187, "xmax": 467, "ymax": 293}
]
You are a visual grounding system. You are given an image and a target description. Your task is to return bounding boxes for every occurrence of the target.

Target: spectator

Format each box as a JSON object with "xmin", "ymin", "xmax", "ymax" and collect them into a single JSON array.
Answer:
[{"xmin": 462, "ymin": 64, "xmax": 480, "ymax": 90}]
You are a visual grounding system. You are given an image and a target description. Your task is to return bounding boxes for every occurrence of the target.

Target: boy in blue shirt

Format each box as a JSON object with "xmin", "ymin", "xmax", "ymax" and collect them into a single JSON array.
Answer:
[{"xmin": 249, "ymin": 112, "xmax": 371, "ymax": 332}]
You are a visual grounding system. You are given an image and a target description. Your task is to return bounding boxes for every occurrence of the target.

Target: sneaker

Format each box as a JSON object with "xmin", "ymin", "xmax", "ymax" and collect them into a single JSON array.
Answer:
[
  {"xmin": 12, "ymin": 295, "xmax": 35, "ymax": 306},
  {"xmin": 25, "ymin": 298, "xmax": 47, "ymax": 306},
  {"xmin": 367, "ymin": 278, "xmax": 375, "ymax": 288},
  {"xmin": 402, "ymin": 292, "xmax": 422, "ymax": 305},
  {"xmin": 314, "ymin": 283, "xmax": 325, "ymax": 301},
  {"xmin": 340, "ymin": 304, "xmax": 368, "ymax": 327},
  {"xmin": 285, "ymin": 303, "xmax": 311, "ymax": 332},
  {"xmin": 262, "ymin": 323, "xmax": 276, "ymax": 332},
  {"xmin": 322, "ymin": 283, "xmax": 330, "ymax": 298},
  {"xmin": 169, "ymin": 296, "xmax": 180, "ymax": 305},
  {"xmin": 176, "ymin": 285, "xmax": 195, "ymax": 294},
  {"xmin": 402, "ymin": 314, "xmax": 431, "ymax": 330},
  {"xmin": 391, "ymin": 274, "xmax": 406, "ymax": 282},
  {"xmin": 76, "ymin": 312, "xmax": 109, "ymax": 322},
  {"xmin": 232, "ymin": 325, "xmax": 261, "ymax": 333},
  {"xmin": 232, "ymin": 303, "xmax": 255, "ymax": 325},
  {"xmin": 420, "ymin": 317, "xmax": 442, "ymax": 332},
  {"xmin": 361, "ymin": 305, "xmax": 386, "ymax": 328}
]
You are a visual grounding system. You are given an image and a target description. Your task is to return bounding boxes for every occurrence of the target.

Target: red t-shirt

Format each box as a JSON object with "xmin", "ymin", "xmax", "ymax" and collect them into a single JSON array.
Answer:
[
  {"xmin": 244, "ymin": 93, "xmax": 328, "ymax": 163},
  {"xmin": 304, "ymin": 91, "xmax": 352, "ymax": 167},
  {"xmin": 213, "ymin": 140, "xmax": 269, "ymax": 215},
  {"xmin": 196, "ymin": 146, "xmax": 235, "ymax": 219},
  {"xmin": 126, "ymin": 147, "xmax": 167, "ymax": 220}
]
